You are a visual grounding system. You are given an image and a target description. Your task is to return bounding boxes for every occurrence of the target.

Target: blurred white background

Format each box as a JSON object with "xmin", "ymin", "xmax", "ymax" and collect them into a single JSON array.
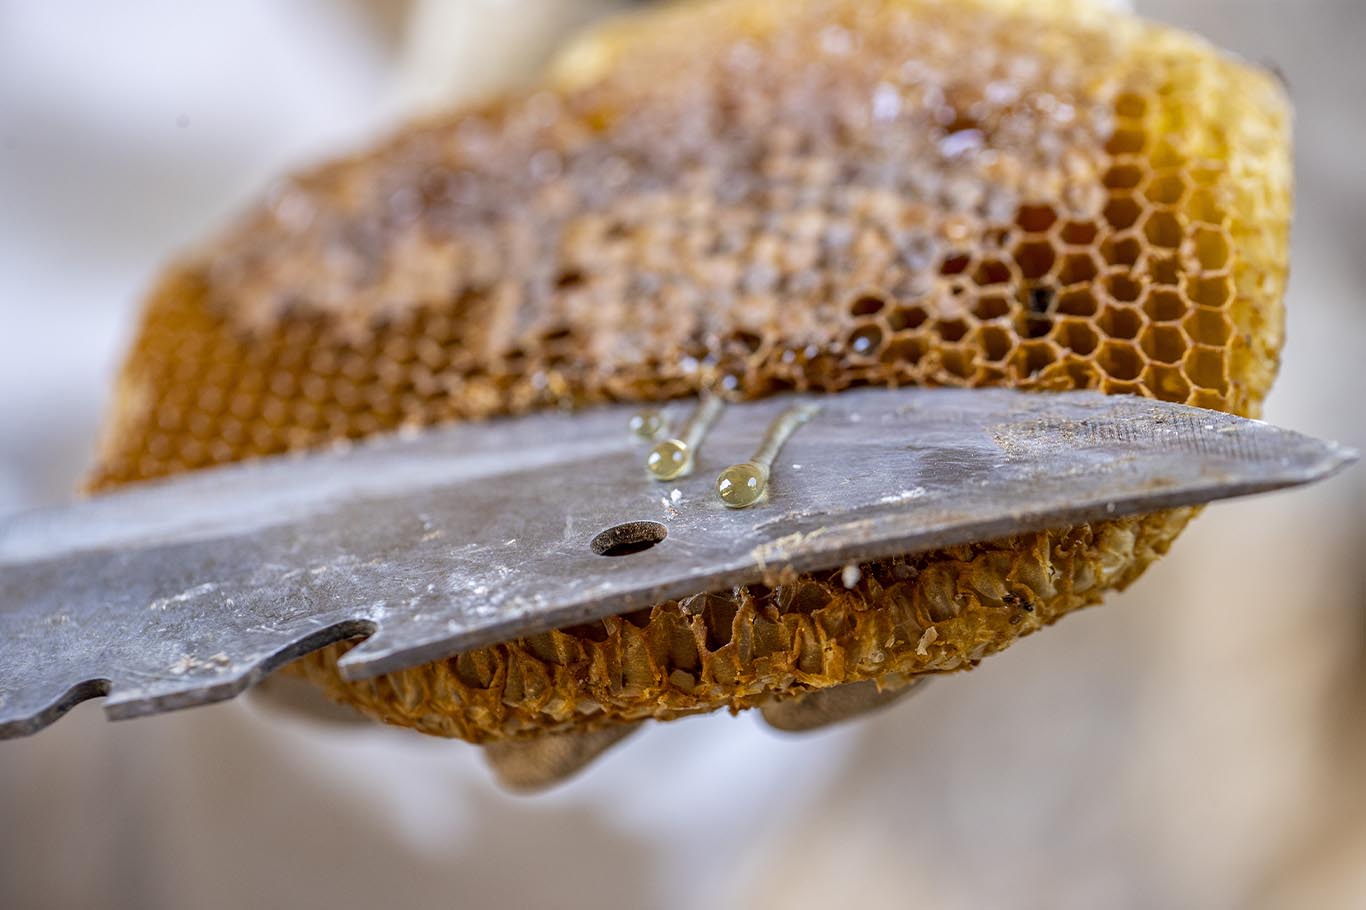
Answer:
[{"xmin": 1, "ymin": 1, "xmax": 1362, "ymax": 908}]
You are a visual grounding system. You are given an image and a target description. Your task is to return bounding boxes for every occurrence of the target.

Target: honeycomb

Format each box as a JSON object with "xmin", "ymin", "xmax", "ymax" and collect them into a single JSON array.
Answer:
[{"xmin": 89, "ymin": 0, "xmax": 1291, "ymax": 743}]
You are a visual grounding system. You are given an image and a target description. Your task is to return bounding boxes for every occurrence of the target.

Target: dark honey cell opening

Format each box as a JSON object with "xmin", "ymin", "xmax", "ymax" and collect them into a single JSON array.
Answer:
[
  {"xmin": 1058, "ymin": 252, "xmax": 1099, "ymax": 285},
  {"xmin": 849, "ymin": 323, "xmax": 886, "ymax": 355},
  {"xmin": 973, "ymin": 259, "xmax": 1013, "ymax": 286},
  {"xmin": 848, "ymin": 293, "xmax": 888, "ymax": 317},
  {"xmin": 1106, "ymin": 128, "xmax": 1147, "ymax": 155},
  {"xmin": 1060, "ymin": 221, "xmax": 1099, "ymax": 246},
  {"xmin": 1105, "ymin": 195, "xmax": 1143, "ymax": 230},
  {"xmin": 888, "ymin": 304, "xmax": 930, "ymax": 331},
  {"xmin": 972, "ymin": 294, "xmax": 1012, "ymax": 320},
  {"xmin": 935, "ymin": 318, "xmax": 970, "ymax": 343},
  {"xmin": 1015, "ymin": 204, "xmax": 1059, "ymax": 233}
]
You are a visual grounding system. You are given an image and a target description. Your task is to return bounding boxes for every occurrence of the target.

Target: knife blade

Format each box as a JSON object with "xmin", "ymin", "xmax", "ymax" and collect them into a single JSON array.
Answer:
[{"xmin": 0, "ymin": 388, "xmax": 1354, "ymax": 738}]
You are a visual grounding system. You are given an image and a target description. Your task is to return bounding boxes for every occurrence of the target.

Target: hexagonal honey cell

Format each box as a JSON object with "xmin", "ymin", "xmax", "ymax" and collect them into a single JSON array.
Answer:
[
  {"xmin": 1184, "ymin": 345, "xmax": 1230, "ymax": 393},
  {"xmin": 888, "ymin": 303, "xmax": 930, "ymax": 331},
  {"xmin": 1097, "ymin": 305, "xmax": 1144, "ymax": 341},
  {"xmin": 1144, "ymin": 172, "xmax": 1189, "ymax": 207},
  {"xmin": 1015, "ymin": 204, "xmax": 1059, "ymax": 234},
  {"xmin": 979, "ymin": 325, "xmax": 1014, "ymax": 362},
  {"xmin": 1144, "ymin": 288, "xmax": 1187, "ymax": 322},
  {"xmin": 1184, "ymin": 308, "xmax": 1233, "ymax": 346},
  {"xmin": 1143, "ymin": 210, "xmax": 1184, "ymax": 249},
  {"xmin": 1056, "ymin": 287, "xmax": 1101, "ymax": 319},
  {"xmin": 1193, "ymin": 228, "xmax": 1232, "ymax": 271},
  {"xmin": 1012, "ymin": 239, "xmax": 1057, "ymax": 280},
  {"xmin": 1104, "ymin": 195, "xmax": 1144, "ymax": 231},
  {"xmin": 847, "ymin": 322, "xmax": 886, "ymax": 356},
  {"xmin": 1143, "ymin": 363, "xmax": 1192, "ymax": 401},
  {"xmin": 1140, "ymin": 323, "xmax": 1188, "ymax": 364},
  {"xmin": 1054, "ymin": 319, "xmax": 1100, "ymax": 356},
  {"xmin": 1187, "ymin": 275, "xmax": 1233, "ymax": 308},
  {"xmin": 1058, "ymin": 251, "xmax": 1101, "ymax": 285},
  {"xmin": 1098, "ymin": 340, "xmax": 1145, "ymax": 381},
  {"xmin": 847, "ymin": 291, "xmax": 889, "ymax": 317},
  {"xmin": 1059, "ymin": 221, "xmax": 1098, "ymax": 246}
]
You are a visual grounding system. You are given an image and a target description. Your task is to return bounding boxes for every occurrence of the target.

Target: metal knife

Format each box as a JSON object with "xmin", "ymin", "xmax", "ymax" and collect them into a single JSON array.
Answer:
[{"xmin": 0, "ymin": 387, "xmax": 1355, "ymax": 738}]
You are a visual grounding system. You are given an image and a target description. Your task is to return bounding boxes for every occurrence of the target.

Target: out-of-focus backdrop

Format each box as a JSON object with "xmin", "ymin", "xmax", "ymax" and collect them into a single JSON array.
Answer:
[{"xmin": 0, "ymin": 1, "xmax": 1362, "ymax": 907}]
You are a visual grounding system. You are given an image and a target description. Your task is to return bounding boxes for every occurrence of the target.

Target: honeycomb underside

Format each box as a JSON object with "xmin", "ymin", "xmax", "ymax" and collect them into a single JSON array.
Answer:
[
  {"xmin": 292, "ymin": 508, "xmax": 1193, "ymax": 741},
  {"xmin": 90, "ymin": 0, "xmax": 1291, "ymax": 741}
]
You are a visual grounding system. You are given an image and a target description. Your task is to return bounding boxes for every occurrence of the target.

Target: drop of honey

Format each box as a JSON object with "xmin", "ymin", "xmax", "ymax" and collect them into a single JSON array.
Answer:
[
  {"xmin": 647, "ymin": 439, "xmax": 690, "ymax": 480},
  {"xmin": 716, "ymin": 461, "xmax": 768, "ymax": 508},
  {"xmin": 628, "ymin": 408, "xmax": 665, "ymax": 440}
]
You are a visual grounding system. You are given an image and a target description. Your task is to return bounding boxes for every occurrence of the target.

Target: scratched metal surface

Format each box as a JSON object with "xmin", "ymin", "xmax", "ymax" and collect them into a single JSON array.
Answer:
[{"xmin": 0, "ymin": 388, "xmax": 1355, "ymax": 738}]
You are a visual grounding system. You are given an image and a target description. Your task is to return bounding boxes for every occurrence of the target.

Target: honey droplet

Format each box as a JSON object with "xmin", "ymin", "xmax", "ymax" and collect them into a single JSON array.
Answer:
[
  {"xmin": 647, "ymin": 439, "xmax": 691, "ymax": 480},
  {"xmin": 628, "ymin": 408, "xmax": 665, "ymax": 440},
  {"xmin": 716, "ymin": 461, "xmax": 769, "ymax": 508}
]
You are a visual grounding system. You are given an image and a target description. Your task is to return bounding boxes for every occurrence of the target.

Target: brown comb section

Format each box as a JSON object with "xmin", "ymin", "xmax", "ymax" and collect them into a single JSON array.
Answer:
[
  {"xmin": 293, "ymin": 510, "xmax": 1191, "ymax": 742},
  {"xmin": 90, "ymin": 0, "xmax": 1291, "ymax": 742}
]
